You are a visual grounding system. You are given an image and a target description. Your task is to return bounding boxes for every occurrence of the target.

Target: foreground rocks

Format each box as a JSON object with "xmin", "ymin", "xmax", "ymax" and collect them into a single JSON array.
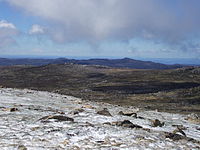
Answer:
[{"xmin": 0, "ymin": 88, "xmax": 200, "ymax": 150}]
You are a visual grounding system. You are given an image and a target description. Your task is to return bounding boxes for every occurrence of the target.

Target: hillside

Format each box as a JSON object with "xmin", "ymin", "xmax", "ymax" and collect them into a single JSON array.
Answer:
[
  {"xmin": 0, "ymin": 57, "xmax": 183, "ymax": 69},
  {"xmin": 0, "ymin": 64, "xmax": 200, "ymax": 114}
]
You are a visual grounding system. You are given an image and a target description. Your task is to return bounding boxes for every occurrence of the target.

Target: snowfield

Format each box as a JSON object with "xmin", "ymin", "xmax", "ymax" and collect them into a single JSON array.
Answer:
[{"xmin": 0, "ymin": 88, "xmax": 199, "ymax": 150}]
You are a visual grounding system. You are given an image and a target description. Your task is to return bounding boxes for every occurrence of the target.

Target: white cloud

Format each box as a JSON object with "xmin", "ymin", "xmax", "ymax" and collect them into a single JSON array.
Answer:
[
  {"xmin": 0, "ymin": 20, "xmax": 16, "ymax": 29},
  {"xmin": 29, "ymin": 24, "xmax": 44, "ymax": 35},
  {"xmin": 6, "ymin": 0, "xmax": 200, "ymax": 45}
]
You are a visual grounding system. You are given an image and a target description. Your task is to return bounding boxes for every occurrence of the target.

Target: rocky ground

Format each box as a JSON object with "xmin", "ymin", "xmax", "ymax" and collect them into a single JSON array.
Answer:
[{"xmin": 0, "ymin": 88, "xmax": 200, "ymax": 150}]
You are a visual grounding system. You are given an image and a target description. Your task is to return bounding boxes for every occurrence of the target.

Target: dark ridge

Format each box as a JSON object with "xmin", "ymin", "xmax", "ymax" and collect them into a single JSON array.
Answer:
[{"xmin": 0, "ymin": 57, "xmax": 184, "ymax": 69}]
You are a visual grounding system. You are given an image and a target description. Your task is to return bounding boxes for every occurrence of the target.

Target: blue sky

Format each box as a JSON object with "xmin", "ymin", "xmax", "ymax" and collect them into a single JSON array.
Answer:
[{"xmin": 0, "ymin": 0, "xmax": 200, "ymax": 59}]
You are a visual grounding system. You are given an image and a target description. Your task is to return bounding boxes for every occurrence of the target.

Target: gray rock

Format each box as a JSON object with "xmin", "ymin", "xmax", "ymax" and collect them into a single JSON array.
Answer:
[
  {"xmin": 70, "ymin": 108, "xmax": 84, "ymax": 115},
  {"xmin": 151, "ymin": 119, "xmax": 164, "ymax": 127},
  {"xmin": 18, "ymin": 145, "xmax": 27, "ymax": 150},
  {"xmin": 39, "ymin": 115, "xmax": 74, "ymax": 122},
  {"xmin": 97, "ymin": 108, "xmax": 112, "ymax": 116},
  {"xmin": 10, "ymin": 107, "xmax": 19, "ymax": 112},
  {"xmin": 113, "ymin": 120, "xmax": 142, "ymax": 129},
  {"xmin": 118, "ymin": 111, "xmax": 137, "ymax": 117},
  {"xmin": 165, "ymin": 132, "xmax": 185, "ymax": 141},
  {"xmin": 173, "ymin": 127, "xmax": 186, "ymax": 137}
]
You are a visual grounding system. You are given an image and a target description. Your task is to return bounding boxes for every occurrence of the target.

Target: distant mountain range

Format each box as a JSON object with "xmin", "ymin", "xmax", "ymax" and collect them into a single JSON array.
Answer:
[{"xmin": 0, "ymin": 57, "xmax": 184, "ymax": 69}]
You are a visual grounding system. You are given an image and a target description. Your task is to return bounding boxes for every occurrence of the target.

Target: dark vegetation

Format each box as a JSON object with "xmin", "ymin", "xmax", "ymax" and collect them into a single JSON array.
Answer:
[
  {"xmin": 0, "ymin": 57, "xmax": 184, "ymax": 69},
  {"xmin": 92, "ymin": 82, "xmax": 200, "ymax": 94},
  {"xmin": 0, "ymin": 64, "xmax": 200, "ymax": 114}
]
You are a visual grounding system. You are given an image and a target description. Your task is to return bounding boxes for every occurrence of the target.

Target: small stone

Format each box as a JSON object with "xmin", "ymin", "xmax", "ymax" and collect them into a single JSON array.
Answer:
[
  {"xmin": 18, "ymin": 145, "xmax": 27, "ymax": 150},
  {"xmin": 31, "ymin": 126, "xmax": 40, "ymax": 131},
  {"xmin": 75, "ymin": 100, "xmax": 82, "ymax": 104},
  {"xmin": 76, "ymin": 108, "xmax": 84, "ymax": 112},
  {"xmin": 97, "ymin": 108, "xmax": 112, "ymax": 116},
  {"xmin": 72, "ymin": 111, "xmax": 79, "ymax": 115},
  {"xmin": 57, "ymin": 111, "xmax": 65, "ymax": 114},
  {"xmin": 143, "ymin": 128, "xmax": 151, "ymax": 132},
  {"xmin": 9, "ymin": 108, "xmax": 19, "ymax": 112},
  {"xmin": 70, "ymin": 108, "xmax": 84, "ymax": 115},
  {"xmin": 111, "ymin": 142, "xmax": 122, "ymax": 147},
  {"xmin": 60, "ymin": 139, "xmax": 69, "ymax": 146},
  {"xmin": 96, "ymin": 140, "xmax": 104, "ymax": 143},
  {"xmin": 103, "ymin": 122, "xmax": 112, "ymax": 125},
  {"xmin": 137, "ymin": 116, "xmax": 145, "ymax": 119},
  {"xmin": 1, "ymin": 107, "xmax": 18, "ymax": 112},
  {"xmin": 82, "ymin": 105, "xmax": 94, "ymax": 109}
]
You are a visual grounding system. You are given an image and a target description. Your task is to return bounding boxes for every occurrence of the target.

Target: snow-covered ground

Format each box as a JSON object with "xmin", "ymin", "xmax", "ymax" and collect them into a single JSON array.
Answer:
[{"xmin": 0, "ymin": 88, "xmax": 199, "ymax": 150}]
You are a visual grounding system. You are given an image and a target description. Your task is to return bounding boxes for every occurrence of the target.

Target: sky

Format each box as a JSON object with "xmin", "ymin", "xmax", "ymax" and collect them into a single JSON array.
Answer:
[{"xmin": 0, "ymin": 0, "xmax": 200, "ymax": 59}]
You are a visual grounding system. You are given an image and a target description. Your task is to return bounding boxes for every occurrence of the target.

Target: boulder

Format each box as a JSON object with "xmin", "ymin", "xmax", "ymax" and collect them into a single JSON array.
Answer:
[
  {"xmin": 165, "ymin": 131, "xmax": 200, "ymax": 143},
  {"xmin": 118, "ymin": 111, "xmax": 137, "ymax": 117},
  {"xmin": 70, "ymin": 108, "xmax": 84, "ymax": 115},
  {"xmin": 3, "ymin": 107, "xmax": 19, "ymax": 112},
  {"xmin": 97, "ymin": 108, "xmax": 112, "ymax": 116},
  {"xmin": 39, "ymin": 115, "xmax": 74, "ymax": 122},
  {"xmin": 173, "ymin": 127, "xmax": 186, "ymax": 137},
  {"xmin": 113, "ymin": 120, "xmax": 142, "ymax": 129},
  {"xmin": 165, "ymin": 132, "xmax": 185, "ymax": 141},
  {"xmin": 151, "ymin": 119, "xmax": 164, "ymax": 127}
]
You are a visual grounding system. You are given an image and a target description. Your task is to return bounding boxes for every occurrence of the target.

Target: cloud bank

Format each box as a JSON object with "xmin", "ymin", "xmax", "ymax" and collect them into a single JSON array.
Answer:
[{"xmin": 6, "ymin": 0, "xmax": 200, "ymax": 44}]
